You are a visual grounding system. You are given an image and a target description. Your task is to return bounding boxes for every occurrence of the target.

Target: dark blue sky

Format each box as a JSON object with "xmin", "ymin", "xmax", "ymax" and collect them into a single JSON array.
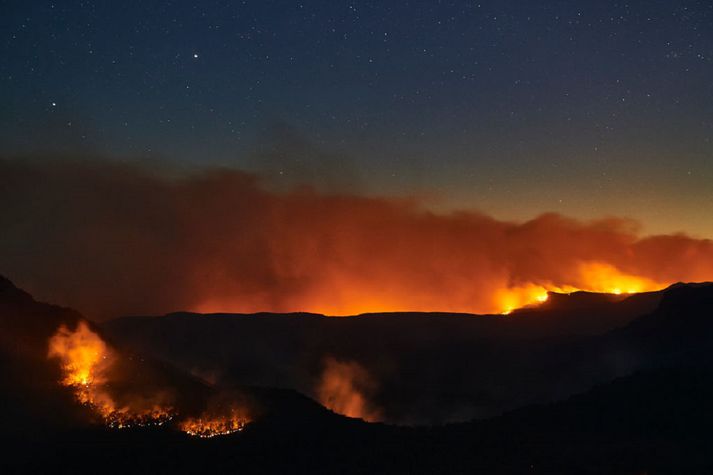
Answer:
[{"xmin": 2, "ymin": 0, "xmax": 713, "ymax": 236}]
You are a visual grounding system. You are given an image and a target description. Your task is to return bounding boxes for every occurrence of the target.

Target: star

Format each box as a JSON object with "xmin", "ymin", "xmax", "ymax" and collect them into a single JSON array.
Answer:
[{"xmin": 193, "ymin": 53, "xmax": 199, "ymax": 59}]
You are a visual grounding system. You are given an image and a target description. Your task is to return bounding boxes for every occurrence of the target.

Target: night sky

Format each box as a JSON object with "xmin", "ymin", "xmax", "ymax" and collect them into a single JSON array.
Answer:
[{"xmin": 2, "ymin": 0, "xmax": 713, "ymax": 237}]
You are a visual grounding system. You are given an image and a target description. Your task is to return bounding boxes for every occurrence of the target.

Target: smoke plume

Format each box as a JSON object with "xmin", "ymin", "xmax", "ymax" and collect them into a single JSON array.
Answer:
[
  {"xmin": 2, "ymin": 158, "xmax": 713, "ymax": 319},
  {"xmin": 317, "ymin": 357, "xmax": 382, "ymax": 422}
]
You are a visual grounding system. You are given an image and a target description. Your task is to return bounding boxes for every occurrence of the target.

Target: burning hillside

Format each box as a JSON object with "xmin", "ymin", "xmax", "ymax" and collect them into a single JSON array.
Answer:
[
  {"xmin": 495, "ymin": 261, "xmax": 666, "ymax": 314},
  {"xmin": 48, "ymin": 322, "xmax": 176, "ymax": 429},
  {"xmin": 47, "ymin": 322, "xmax": 252, "ymax": 436},
  {"xmin": 179, "ymin": 408, "xmax": 251, "ymax": 438}
]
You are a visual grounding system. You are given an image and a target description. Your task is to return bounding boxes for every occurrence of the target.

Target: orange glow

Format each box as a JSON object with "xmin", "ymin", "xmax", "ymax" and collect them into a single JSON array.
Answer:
[
  {"xmin": 495, "ymin": 284, "xmax": 553, "ymax": 315},
  {"xmin": 575, "ymin": 262, "xmax": 664, "ymax": 295},
  {"xmin": 196, "ymin": 261, "xmax": 668, "ymax": 316},
  {"xmin": 317, "ymin": 358, "xmax": 381, "ymax": 422},
  {"xmin": 179, "ymin": 407, "xmax": 251, "ymax": 438},
  {"xmin": 48, "ymin": 321, "xmax": 111, "ymax": 388},
  {"xmin": 7, "ymin": 163, "xmax": 713, "ymax": 321},
  {"xmin": 48, "ymin": 322, "xmax": 175, "ymax": 428},
  {"xmin": 495, "ymin": 262, "xmax": 667, "ymax": 314}
]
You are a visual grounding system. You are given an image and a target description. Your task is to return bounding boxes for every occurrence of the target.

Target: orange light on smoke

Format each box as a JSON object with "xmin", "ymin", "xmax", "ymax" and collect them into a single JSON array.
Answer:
[
  {"xmin": 575, "ymin": 261, "xmax": 663, "ymax": 295},
  {"xmin": 495, "ymin": 261, "xmax": 667, "ymax": 315},
  {"xmin": 317, "ymin": 358, "xmax": 382, "ymax": 422}
]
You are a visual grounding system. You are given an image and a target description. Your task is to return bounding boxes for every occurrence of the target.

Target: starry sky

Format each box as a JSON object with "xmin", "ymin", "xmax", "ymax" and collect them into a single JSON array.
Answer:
[{"xmin": 2, "ymin": 0, "xmax": 713, "ymax": 237}]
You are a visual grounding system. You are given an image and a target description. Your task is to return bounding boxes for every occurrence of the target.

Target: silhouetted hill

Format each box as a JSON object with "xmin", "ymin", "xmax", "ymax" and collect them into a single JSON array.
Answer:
[
  {"xmin": 513, "ymin": 287, "xmax": 663, "ymax": 335},
  {"xmin": 594, "ymin": 282, "xmax": 713, "ymax": 370},
  {"xmin": 441, "ymin": 367, "xmax": 713, "ymax": 474},
  {"xmin": 6, "ymin": 367, "xmax": 713, "ymax": 474},
  {"xmin": 0, "ymin": 276, "xmax": 209, "ymax": 436},
  {"xmin": 0, "ymin": 275, "xmax": 387, "ymax": 470},
  {"xmin": 4, "ymin": 275, "xmax": 713, "ymax": 473},
  {"xmin": 0, "ymin": 275, "xmax": 88, "ymax": 434},
  {"xmin": 102, "ymin": 286, "xmax": 668, "ymax": 423}
]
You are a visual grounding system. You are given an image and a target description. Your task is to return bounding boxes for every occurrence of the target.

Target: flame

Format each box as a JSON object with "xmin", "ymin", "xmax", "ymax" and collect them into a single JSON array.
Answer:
[
  {"xmin": 48, "ymin": 322, "xmax": 174, "ymax": 428},
  {"xmin": 48, "ymin": 321, "xmax": 112, "ymax": 394},
  {"xmin": 496, "ymin": 284, "xmax": 553, "ymax": 315},
  {"xmin": 48, "ymin": 322, "xmax": 253, "ymax": 436},
  {"xmin": 317, "ymin": 358, "xmax": 381, "ymax": 422},
  {"xmin": 496, "ymin": 261, "xmax": 667, "ymax": 314},
  {"xmin": 194, "ymin": 260, "xmax": 670, "ymax": 317},
  {"xmin": 179, "ymin": 407, "xmax": 251, "ymax": 438},
  {"xmin": 575, "ymin": 262, "xmax": 663, "ymax": 295},
  {"xmin": 104, "ymin": 405, "xmax": 175, "ymax": 429}
]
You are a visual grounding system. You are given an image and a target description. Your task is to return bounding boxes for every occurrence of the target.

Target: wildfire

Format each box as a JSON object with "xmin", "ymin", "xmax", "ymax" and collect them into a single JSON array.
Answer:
[
  {"xmin": 104, "ymin": 406, "xmax": 175, "ymax": 429},
  {"xmin": 496, "ymin": 261, "xmax": 667, "ymax": 315},
  {"xmin": 179, "ymin": 408, "xmax": 251, "ymax": 438},
  {"xmin": 48, "ymin": 322, "xmax": 253, "ymax": 437},
  {"xmin": 48, "ymin": 321, "xmax": 111, "ymax": 388},
  {"xmin": 576, "ymin": 262, "xmax": 663, "ymax": 295},
  {"xmin": 47, "ymin": 322, "xmax": 175, "ymax": 429},
  {"xmin": 496, "ymin": 284, "xmax": 555, "ymax": 315}
]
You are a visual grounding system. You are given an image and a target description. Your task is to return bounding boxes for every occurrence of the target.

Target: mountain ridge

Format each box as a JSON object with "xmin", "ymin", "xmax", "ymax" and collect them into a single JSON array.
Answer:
[{"xmin": 3, "ymin": 274, "xmax": 713, "ymax": 472}]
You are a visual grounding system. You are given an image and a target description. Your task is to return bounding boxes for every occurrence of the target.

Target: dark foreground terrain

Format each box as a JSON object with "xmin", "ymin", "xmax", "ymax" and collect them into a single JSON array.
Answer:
[{"xmin": 2, "ymin": 275, "xmax": 713, "ymax": 473}]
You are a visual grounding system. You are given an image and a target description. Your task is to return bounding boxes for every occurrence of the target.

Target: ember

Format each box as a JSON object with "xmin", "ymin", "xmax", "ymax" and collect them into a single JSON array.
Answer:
[{"xmin": 180, "ymin": 408, "xmax": 251, "ymax": 438}]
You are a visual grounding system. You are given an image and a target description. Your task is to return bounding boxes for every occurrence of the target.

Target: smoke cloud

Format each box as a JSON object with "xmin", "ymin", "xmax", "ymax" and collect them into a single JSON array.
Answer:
[
  {"xmin": 2, "ymin": 157, "xmax": 713, "ymax": 320},
  {"xmin": 317, "ymin": 357, "xmax": 382, "ymax": 422}
]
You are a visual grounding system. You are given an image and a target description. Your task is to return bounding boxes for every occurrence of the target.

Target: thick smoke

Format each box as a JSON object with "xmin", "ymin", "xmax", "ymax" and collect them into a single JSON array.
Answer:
[{"xmin": 1, "ymin": 158, "xmax": 713, "ymax": 320}]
